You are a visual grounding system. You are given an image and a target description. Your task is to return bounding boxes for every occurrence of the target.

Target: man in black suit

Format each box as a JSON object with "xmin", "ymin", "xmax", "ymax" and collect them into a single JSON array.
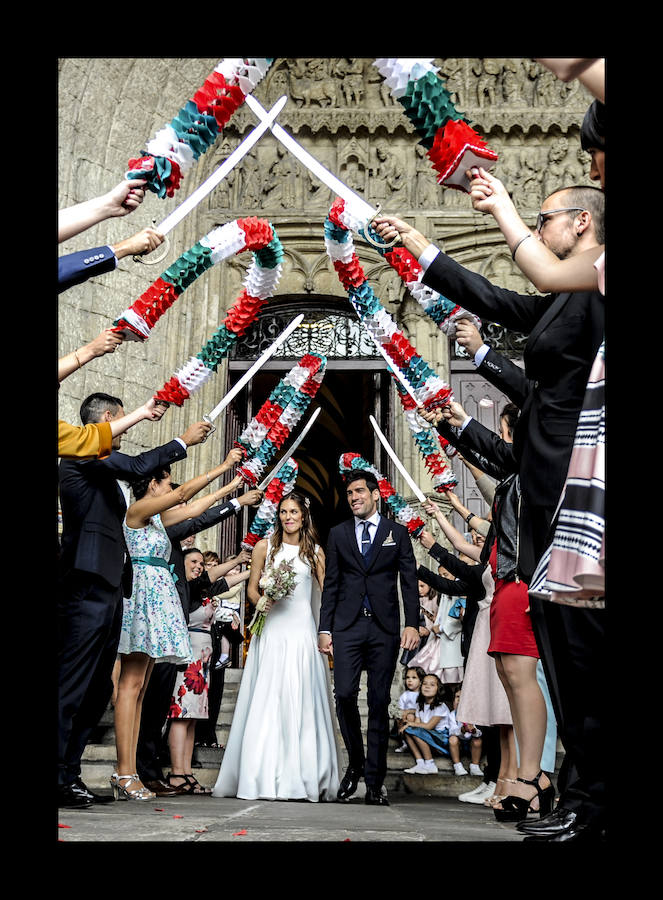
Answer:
[
  {"xmin": 318, "ymin": 470, "xmax": 420, "ymax": 805},
  {"xmin": 136, "ymin": 483, "xmax": 262, "ymax": 796},
  {"xmin": 57, "ymin": 391, "xmax": 212, "ymax": 808},
  {"xmin": 375, "ymin": 189, "xmax": 605, "ymax": 840}
]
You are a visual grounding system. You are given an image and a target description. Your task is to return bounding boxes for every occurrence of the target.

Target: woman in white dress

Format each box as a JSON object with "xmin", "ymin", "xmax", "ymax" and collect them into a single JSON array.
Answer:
[{"xmin": 212, "ymin": 492, "xmax": 340, "ymax": 802}]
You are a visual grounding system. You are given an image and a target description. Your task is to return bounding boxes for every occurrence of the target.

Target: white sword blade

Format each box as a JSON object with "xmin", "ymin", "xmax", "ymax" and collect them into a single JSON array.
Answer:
[
  {"xmin": 204, "ymin": 313, "xmax": 304, "ymax": 425},
  {"xmin": 369, "ymin": 415, "xmax": 427, "ymax": 503},
  {"xmin": 362, "ymin": 326, "xmax": 419, "ymax": 404},
  {"xmin": 244, "ymin": 93, "xmax": 376, "ymax": 223},
  {"xmin": 156, "ymin": 95, "xmax": 288, "ymax": 235},
  {"xmin": 256, "ymin": 407, "xmax": 321, "ymax": 490}
]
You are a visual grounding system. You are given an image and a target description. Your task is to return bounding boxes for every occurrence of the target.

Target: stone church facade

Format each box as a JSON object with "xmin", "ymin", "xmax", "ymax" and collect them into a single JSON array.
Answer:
[{"xmin": 58, "ymin": 57, "xmax": 594, "ymax": 572}]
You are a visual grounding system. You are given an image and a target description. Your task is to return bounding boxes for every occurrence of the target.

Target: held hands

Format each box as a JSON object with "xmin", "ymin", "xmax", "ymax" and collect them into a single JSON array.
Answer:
[
  {"xmin": 87, "ymin": 328, "xmax": 124, "ymax": 358},
  {"xmin": 223, "ymin": 447, "xmax": 245, "ymax": 469},
  {"xmin": 400, "ymin": 626, "xmax": 420, "ymax": 652},
  {"xmin": 140, "ymin": 398, "xmax": 169, "ymax": 422},
  {"xmin": 418, "ymin": 528, "xmax": 436, "ymax": 550},
  {"xmin": 318, "ymin": 633, "xmax": 333, "ymax": 657},
  {"xmin": 180, "ymin": 420, "xmax": 214, "ymax": 446},
  {"xmin": 372, "ymin": 215, "xmax": 431, "ymax": 259},
  {"xmin": 454, "ymin": 318, "xmax": 484, "ymax": 357},
  {"xmin": 239, "ymin": 489, "xmax": 263, "ymax": 507},
  {"xmin": 111, "ymin": 227, "xmax": 165, "ymax": 260},
  {"xmin": 467, "ymin": 167, "xmax": 512, "ymax": 217},
  {"xmin": 104, "ymin": 178, "xmax": 147, "ymax": 217}
]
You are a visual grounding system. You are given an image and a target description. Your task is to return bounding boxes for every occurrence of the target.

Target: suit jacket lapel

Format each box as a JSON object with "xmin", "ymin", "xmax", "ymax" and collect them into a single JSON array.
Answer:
[
  {"xmin": 528, "ymin": 292, "xmax": 572, "ymax": 350},
  {"xmin": 363, "ymin": 516, "xmax": 389, "ymax": 572},
  {"xmin": 343, "ymin": 519, "xmax": 366, "ymax": 568}
]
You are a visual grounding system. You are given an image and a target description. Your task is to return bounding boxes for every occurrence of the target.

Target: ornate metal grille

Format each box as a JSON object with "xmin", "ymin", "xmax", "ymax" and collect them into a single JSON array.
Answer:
[{"xmin": 231, "ymin": 298, "xmax": 381, "ymax": 361}]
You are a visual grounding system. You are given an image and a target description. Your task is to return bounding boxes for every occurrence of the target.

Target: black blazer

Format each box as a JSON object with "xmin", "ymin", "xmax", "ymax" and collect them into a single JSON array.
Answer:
[
  {"xmin": 319, "ymin": 516, "xmax": 420, "ymax": 635},
  {"xmin": 419, "ymin": 541, "xmax": 487, "ymax": 658},
  {"xmin": 166, "ymin": 501, "xmax": 239, "ymax": 623},
  {"xmin": 423, "ymin": 250, "xmax": 604, "ymax": 510},
  {"xmin": 58, "ymin": 439, "xmax": 187, "ymax": 594}
]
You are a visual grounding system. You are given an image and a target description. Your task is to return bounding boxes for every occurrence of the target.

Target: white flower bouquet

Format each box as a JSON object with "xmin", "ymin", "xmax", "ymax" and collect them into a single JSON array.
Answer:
[{"xmin": 248, "ymin": 557, "xmax": 297, "ymax": 636}]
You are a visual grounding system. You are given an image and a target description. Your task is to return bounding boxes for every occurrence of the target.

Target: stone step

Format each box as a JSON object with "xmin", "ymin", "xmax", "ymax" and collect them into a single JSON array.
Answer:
[{"xmin": 82, "ymin": 665, "xmax": 564, "ymax": 797}]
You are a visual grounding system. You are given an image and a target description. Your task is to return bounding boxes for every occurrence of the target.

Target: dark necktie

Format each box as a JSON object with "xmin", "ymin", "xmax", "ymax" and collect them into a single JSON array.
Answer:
[
  {"xmin": 361, "ymin": 521, "xmax": 372, "ymax": 556},
  {"xmin": 360, "ymin": 522, "xmax": 372, "ymax": 613}
]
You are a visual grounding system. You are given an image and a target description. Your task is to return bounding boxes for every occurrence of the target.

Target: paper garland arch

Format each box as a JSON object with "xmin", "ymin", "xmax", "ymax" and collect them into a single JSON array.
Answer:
[
  {"xmin": 240, "ymin": 457, "xmax": 298, "ymax": 551},
  {"xmin": 113, "ymin": 218, "xmax": 283, "ymax": 378},
  {"xmin": 372, "ymin": 58, "xmax": 498, "ymax": 193},
  {"xmin": 339, "ymin": 453, "xmax": 425, "ymax": 537},
  {"xmin": 126, "ymin": 58, "xmax": 273, "ymax": 199},
  {"xmin": 324, "ymin": 200, "xmax": 456, "ymax": 493},
  {"xmin": 234, "ymin": 353, "xmax": 326, "ymax": 487}
]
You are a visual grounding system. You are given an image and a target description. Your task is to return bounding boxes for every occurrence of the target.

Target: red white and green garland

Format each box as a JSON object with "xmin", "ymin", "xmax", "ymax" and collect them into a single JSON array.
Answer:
[
  {"xmin": 241, "ymin": 457, "xmax": 298, "ymax": 551},
  {"xmin": 372, "ymin": 58, "xmax": 498, "ymax": 193},
  {"xmin": 126, "ymin": 219, "xmax": 283, "ymax": 406},
  {"xmin": 126, "ymin": 58, "xmax": 273, "ymax": 199},
  {"xmin": 234, "ymin": 353, "xmax": 327, "ymax": 487},
  {"xmin": 339, "ymin": 453, "xmax": 425, "ymax": 537},
  {"xmin": 325, "ymin": 200, "xmax": 456, "ymax": 493}
]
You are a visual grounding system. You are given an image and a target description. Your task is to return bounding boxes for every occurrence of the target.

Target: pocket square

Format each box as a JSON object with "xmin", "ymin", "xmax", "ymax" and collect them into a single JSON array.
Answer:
[{"xmin": 382, "ymin": 531, "xmax": 396, "ymax": 546}]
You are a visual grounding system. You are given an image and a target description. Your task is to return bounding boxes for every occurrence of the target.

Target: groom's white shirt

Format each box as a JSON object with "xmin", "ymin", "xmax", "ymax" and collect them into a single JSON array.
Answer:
[
  {"xmin": 318, "ymin": 511, "xmax": 382, "ymax": 636},
  {"xmin": 354, "ymin": 511, "xmax": 381, "ymax": 552}
]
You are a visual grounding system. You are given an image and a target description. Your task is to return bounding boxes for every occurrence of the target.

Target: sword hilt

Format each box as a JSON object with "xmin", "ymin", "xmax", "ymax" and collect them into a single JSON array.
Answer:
[
  {"xmin": 201, "ymin": 414, "xmax": 216, "ymax": 442},
  {"xmin": 363, "ymin": 205, "xmax": 401, "ymax": 251},
  {"xmin": 133, "ymin": 220, "xmax": 171, "ymax": 265}
]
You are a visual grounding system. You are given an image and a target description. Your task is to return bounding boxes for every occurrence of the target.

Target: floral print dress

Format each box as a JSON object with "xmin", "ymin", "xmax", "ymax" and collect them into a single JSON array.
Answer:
[
  {"xmin": 119, "ymin": 513, "xmax": 193, "ymax": 664},
  {"xmin": 169, "ymin": 598, "xmax": 215, "ymax": 720}
]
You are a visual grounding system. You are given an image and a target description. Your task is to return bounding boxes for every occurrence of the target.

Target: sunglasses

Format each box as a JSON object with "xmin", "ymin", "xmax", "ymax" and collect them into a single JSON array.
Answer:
[{"xmin": 535, "ymin": 207, "xmax": 586, "ymax": 232}]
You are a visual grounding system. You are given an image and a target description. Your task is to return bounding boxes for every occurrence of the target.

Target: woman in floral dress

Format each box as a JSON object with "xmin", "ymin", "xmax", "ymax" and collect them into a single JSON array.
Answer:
[{"xmin": 111, "ymin": 448, "xmax": 244, "ymax": 801}]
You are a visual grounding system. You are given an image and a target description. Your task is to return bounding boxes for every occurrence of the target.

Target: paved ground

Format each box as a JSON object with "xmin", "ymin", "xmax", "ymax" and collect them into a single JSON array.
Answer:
[{"xmin": 56, "ymin": 790, "xmax": 527, "ymax": 843}]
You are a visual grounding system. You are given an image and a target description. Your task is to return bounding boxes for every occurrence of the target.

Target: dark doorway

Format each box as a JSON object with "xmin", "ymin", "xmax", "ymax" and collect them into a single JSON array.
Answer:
[{"xmin": 220, "ymin": 360, "xmax": 393, "ymax": 552}]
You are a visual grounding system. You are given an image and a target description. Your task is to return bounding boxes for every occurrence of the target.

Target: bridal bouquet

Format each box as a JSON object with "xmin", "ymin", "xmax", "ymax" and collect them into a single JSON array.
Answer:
[{"xmin": 248, "ymin": 557, "xmax": 297, "ymax": 636}]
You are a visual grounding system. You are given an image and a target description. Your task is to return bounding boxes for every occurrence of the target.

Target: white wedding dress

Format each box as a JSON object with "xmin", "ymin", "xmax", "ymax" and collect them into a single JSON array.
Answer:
[{"xmin": 212, "ymin": 540, "xmax": 340, "ymax": 802}]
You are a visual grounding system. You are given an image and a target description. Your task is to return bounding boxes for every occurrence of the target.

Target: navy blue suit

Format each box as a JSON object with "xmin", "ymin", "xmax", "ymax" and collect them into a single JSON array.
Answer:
[
  {"xmin": 320, "ymin": 516, "xmax": 419, "ymax": 790},
  {"xmin": 58, "ymin": 245, "xmax": 117, "ymax": 293},
  {"xmin": 57, "ymin": 438, "xmax": 187, "ymax": 788}
]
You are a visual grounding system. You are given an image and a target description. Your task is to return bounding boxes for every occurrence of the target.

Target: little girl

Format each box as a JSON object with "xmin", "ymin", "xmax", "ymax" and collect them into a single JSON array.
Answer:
[
  {"xmin": 394, "ymin": 667, "xmax": 425, "ymax": 752},
  {"xmin": 402, "ymin": 673, "xmax": 452, "ymax": 774},
  {"xmin": 401, "ymin": 581, "xmax": 439, "ymax": 666},
  {"xmin": 448, "ymin": 686, "xmax": 484, "ymax": 777}
]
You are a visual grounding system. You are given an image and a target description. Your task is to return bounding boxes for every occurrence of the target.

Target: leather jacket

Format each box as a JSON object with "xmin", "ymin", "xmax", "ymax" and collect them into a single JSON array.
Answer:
[{"xmin": 480, "ymin": 472, "xmax": 522, "ymax": 583}]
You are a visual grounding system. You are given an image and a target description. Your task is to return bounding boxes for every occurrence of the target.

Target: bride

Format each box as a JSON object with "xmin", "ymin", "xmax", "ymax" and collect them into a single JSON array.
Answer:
[{"xmin": 212, "ymin": 491, "xmax": 340, "ymax": 802}]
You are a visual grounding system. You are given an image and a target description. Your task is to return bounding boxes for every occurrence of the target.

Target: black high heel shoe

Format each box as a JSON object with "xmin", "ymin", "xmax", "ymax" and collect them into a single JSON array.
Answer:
[{"xmin": 493, "ymin": 770, "xmax": 555, "ymax": 823}]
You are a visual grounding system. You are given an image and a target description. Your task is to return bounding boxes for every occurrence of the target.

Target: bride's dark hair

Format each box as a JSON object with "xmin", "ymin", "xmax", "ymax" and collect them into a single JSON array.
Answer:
[{"xmin": 267, "ymin": 490, "xmax": 321, "ymax": 582}]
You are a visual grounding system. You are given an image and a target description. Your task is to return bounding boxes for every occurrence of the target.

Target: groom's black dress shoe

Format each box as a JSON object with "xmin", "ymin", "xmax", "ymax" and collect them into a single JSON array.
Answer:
[
  {"xmin": 337, "ymin": 766, "xmax": 363, "ymax": 801},
  {"xmin": 517, "ymin": 807, "xmax": 577, "ymax": 836},
  {"xmin": 365, "ymin": 787, "xmax": 389, "ymax": 806},
  {"xmin": 58, "ymin": 778, "xmax": 115, "ymax": 807},
  {"xmin": 524, "ymin": 822, "xmax": 604, "ymax": 843}
]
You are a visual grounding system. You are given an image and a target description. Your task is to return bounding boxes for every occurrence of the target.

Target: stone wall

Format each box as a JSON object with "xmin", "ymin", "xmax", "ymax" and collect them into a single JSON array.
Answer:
[{"xmin": 58, "ymin": 58, "xmax": 594, "ymax": 551}]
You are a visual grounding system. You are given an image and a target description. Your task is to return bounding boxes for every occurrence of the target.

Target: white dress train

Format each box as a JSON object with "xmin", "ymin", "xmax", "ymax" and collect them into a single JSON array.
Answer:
[{"xmin": 212, "ymin": 540, "xmax": 340, "ymax": 802}]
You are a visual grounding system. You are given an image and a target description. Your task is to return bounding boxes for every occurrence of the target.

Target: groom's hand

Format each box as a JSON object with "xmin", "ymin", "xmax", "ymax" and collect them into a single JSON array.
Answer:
[
  {"xmin": 400, "ymin": 626, "xmax": 420, "ymax": 651},
  {"xmin": 318, "ymin": 633, "xmax": 333, "ymax": 657}
]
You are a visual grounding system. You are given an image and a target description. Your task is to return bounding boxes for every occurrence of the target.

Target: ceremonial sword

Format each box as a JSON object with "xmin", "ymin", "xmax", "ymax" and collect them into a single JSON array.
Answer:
[
  {"xmin": 243, "ymin": 94, "xmax": 399, "ymax": 250},
  {"xmin": 369, "ymin": 414, "xmax": 427, "ymax": 504},
  {"xmin": 201, "ymin": 313, "xmax": 304, "ymax": 440},
  {"xmin": 135, "ymin": 95, "xmax": 289, "ymax": 263},
  {"xmin": 256, "ymin": 406, "xmax": 322, "ymax": 490}
]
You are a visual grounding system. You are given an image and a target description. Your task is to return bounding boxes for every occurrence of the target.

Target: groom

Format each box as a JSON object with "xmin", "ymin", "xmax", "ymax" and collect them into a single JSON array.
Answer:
[{"xmin": 318, "ymin": 469, "xmax": 420, "ymax": 805}]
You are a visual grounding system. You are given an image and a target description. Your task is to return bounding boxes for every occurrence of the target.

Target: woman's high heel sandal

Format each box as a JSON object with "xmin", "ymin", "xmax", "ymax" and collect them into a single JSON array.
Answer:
[
  {"xmin": 110, "ymin": 773, "xmax": 156, "ymax": 801},
  {"xmin": 493, "ymin": 770, "xmax": 555, "ymax": 823},
  {"xmin": 168, "ymin": 773, "xmax": 212, "ymax": 795}
]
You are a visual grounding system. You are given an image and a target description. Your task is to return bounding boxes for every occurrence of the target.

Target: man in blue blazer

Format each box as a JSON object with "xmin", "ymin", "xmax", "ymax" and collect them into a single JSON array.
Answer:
[
  {"xmin": 58, "ymin": 226, "xmax": 164, "ymax": 293},
  {"xmin": 319, "ymin": 469, "xmax": 420, "ymax": 805},
  {"xmin": 57, "ymin": 391, "xmax": 212, "ymax": 808}
]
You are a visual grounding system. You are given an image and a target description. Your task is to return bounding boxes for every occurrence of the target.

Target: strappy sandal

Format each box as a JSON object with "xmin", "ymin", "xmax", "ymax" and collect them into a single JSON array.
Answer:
[
  {"xmin": 493, "ymin": 770, "xmax": 555, "ymax": 823},
  {"xmin": 484, "ymin": 777, "xmax": 516, "ymax": 807},
  {"xmin": 110, "ymin": 773, "xmax": 156, "ymax": 801},
  {"xmin": 168, "ymin": 773, "xmax": 212, "ymax": 795}
]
